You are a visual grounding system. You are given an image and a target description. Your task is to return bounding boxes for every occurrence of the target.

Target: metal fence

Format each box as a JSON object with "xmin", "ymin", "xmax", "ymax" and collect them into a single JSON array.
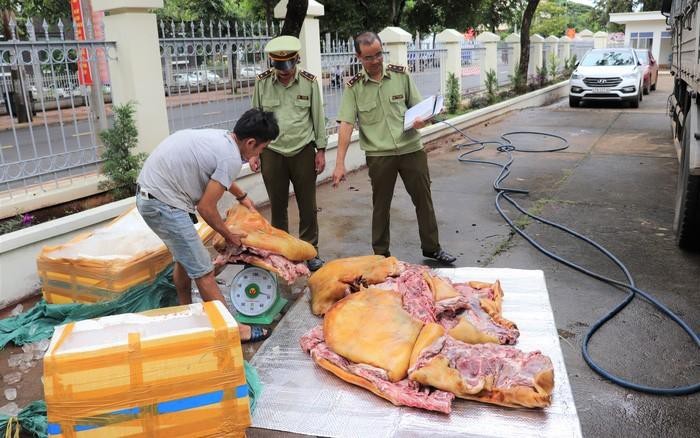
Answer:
[
  {"xmin": 158, "ymin": 20, "xmax": 276, "ymax": 133},
  {"xmin": 460, "ymin": 43, "xmax": 485, "ymax": 95},
  {"xmin": 408, "ymin": 47, "xmax": 446, "ymax": 99},
  {"xmin": 571, "ymin": 41, "xmax": 593, "ymax": 63},
  {"xmin": 0, "ymin": 17, "xmax": 114, "ymax": 195},
  {"xmin": 497, "ymin": 42, "xmax": 514, "ymax": 86},
  {"xmin": 320, "ymin": 39, "xmax": 362, "ymax": 135}
]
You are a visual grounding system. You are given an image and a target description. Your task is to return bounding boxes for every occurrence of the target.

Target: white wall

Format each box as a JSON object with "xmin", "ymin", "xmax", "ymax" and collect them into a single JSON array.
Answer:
[{"xmin": 623, "ymin": 21, "xmax": 667, "ymax": 61}]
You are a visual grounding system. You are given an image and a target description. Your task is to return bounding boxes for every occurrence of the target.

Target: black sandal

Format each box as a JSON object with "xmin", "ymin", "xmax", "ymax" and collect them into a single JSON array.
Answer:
[
  {"xmin": 423, "ymin": 249, "xmax": 457, "ymax": 265},
  {"xmin": 243, "ymin": 326, "xmax": 271, "ymax": 344}
]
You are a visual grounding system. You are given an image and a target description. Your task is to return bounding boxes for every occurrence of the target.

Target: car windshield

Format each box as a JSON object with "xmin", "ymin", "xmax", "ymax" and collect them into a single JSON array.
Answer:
[
  {"xmin": 581, "ymin": 51, "xmax": 636, "ymax": 66},
  {"xmin": 635, "ymin": 51, "xmax": 649, "ymax": 63}
]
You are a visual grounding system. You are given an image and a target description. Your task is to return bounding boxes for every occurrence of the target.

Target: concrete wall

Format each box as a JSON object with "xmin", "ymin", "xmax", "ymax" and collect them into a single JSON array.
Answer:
[
  {"xmin": 623, "ymin": 21, "xmax": 667, "ymax": 61},
  {"xmin": 0, "ymin": 81, "xmax": 569, "ymax": 308}
]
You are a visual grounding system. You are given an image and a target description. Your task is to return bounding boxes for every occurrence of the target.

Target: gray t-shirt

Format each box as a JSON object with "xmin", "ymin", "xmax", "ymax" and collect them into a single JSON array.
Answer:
[{"xmin": 137, "ymin": 129, "xmax": 242, "ymax": 213}]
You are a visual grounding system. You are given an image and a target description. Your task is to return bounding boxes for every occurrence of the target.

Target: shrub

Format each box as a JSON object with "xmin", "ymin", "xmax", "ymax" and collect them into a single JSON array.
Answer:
[
  {"xmin": 484, "ymin": 69, "xmax": 499, "ymax": 104},
  {"xmin": 509, "ymin": 63, "xmax": 527, "ymax": 94},
  {"xmin": 563, "ymin": 54, "xmax": 578, "ymax": 77},
  {"xmin": 445, "ymin": 72, "xmax": 461, "ymax": 113},
  {"xmin": 547, "ymin": 52, "xmax": 559, "ymax": 81},
  {"xmin": 535, "ymin": 63, "xmax": 548, "ymax": 87},
  {"xmin": 99, "ymin": 102, "xmax": 146, "ymax": 199}
]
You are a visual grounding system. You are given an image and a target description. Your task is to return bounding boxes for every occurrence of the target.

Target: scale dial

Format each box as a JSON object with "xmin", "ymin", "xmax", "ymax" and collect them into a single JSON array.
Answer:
[{"xmin": 229, "ymin": 266, "xmax": 278, "ymax": 316}]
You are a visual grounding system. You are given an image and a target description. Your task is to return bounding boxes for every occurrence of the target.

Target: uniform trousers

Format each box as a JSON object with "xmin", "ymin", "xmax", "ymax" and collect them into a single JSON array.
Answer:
[
  {"xmin": 366, "ymin": 149, "xmax": 440, "ymax": 256},
  {"xmin": 260, "ymin": 143, "xmax": 319, "ymax": 249}
]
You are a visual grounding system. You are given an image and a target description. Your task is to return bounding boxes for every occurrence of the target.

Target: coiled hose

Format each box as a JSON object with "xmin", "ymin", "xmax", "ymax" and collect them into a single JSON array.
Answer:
[{"xmin": 440, "ymin": 119, "xmax": 700, "ymax": 395}]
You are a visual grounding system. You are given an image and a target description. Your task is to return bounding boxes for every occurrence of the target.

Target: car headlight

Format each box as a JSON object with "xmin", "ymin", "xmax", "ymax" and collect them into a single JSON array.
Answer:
[
  {"xmin": 571, "ymin": 72, "xmax": 583, "ymax": 80},
  {"xmin": 621, "ymin": 73, "xmax": 637, "ymax": 79}
]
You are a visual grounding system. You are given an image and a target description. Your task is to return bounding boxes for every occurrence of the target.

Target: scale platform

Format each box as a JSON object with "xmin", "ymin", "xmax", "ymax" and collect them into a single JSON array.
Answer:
[{"xmin": 227, "ymin": 265, "xmax": 288, "ymax": 325}]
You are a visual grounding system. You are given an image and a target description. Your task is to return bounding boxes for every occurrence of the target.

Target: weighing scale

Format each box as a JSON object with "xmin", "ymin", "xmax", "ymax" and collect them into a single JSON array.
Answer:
[{"xmin": 228, "ymin": 265, "xmax": 288, "ymax": 325}]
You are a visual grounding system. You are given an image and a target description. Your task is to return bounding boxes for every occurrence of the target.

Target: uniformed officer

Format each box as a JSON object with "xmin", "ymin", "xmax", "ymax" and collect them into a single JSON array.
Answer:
[
  {"xmin": 332, "ymin": 31, "xmax": 457, "ymax": 265},
  {"xmin": 250, "ymin": 36, "xmax": 327, "ymax": 271}
]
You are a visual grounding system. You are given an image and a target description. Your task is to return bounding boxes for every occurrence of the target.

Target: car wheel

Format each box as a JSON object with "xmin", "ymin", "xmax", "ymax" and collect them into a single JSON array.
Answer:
[
  {"xmin": 674, "ymin": 118, "xmax": 700, "ymax": 249},
  {"xmin": 629, "ymin": 91, "xmax": 640, "ymax": 108},
  {"xmin": 569, "ymin": 96, "xmax": 580, "ymax": 108}
]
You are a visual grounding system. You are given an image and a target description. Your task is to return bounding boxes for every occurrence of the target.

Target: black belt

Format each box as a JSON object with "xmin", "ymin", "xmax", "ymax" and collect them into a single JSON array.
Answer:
[
  {"xmin": 137, "ymin": 185, "xmax": 198, "ymax": 224},
  {"xmin": 137, "ymin": 185, "xmax": 156, "ymax": 199}
]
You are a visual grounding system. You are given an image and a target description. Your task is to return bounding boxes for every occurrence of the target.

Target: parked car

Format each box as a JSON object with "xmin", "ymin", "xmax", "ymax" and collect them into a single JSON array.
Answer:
[
  {"xmin": 194, "ymin": 70, "xmax": 224, "ymax": 86},
  {"xmin": 239, "ymin": 66, "xmax": 263, "ymax": 79},
  {"xmin": 28, "ymin": 84, "xmax": 68, "ymax": 100},
  {"xmin": 173, "ymin": 73, "xmax": 199, "ymax": 89},
  {"xmin": 569, "ymin": 48, "xmax": 644, "ymax": 108},
  {"xmin": 634, "ymin": 49, "xmax": 659, "ymax": 94}
]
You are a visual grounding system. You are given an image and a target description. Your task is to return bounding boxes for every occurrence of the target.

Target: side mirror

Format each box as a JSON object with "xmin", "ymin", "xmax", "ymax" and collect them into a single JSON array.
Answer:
[{"xmin": 638, "ymin": 61, "xmax": 642, "ymax": 66}]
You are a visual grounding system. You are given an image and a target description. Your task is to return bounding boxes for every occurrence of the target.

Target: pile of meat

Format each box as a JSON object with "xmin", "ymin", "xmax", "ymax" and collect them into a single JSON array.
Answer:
[
  {"xmin": 211, "ymin": 205, "xmax": 317, "ymax": 283},
  {"xmin": 300, "ymin": 256, "xmax": 554, "ymax": 414},
  {"xmin": 214, "ymin": 245, "xmax": 310, "ymax": 284}
]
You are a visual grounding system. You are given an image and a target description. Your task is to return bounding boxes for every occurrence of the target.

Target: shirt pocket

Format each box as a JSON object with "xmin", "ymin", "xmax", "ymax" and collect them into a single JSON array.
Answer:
[
  {"xmin": 261, "ymin": 97, "xmax": 280, "ymax": 111},
  {"xmin": 294, "ymin": 96, "xmax": 311, "ymax": 108},
  {"xmin": 357, "ymin": 99, "xmax": 381, "ymax": 125},
  {"xmin": 389, "ymin": 94, "xmax": 407, "ymax": 117}
]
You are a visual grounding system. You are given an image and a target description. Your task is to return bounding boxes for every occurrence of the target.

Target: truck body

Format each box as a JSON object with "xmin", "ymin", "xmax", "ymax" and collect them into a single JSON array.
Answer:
[{"xmin": 663, "ymin": 0, "xmax": 700, "ymax": 249}]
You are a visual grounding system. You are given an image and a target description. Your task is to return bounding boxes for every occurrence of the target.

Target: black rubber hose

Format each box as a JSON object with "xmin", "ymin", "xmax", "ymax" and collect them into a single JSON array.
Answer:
[{"xmin": 439, "ymin": 118, "xmax": 700, "ymax": 395}]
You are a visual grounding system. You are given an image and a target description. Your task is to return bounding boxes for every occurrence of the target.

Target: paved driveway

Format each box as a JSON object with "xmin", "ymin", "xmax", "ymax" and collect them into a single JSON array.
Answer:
[
  {"xmin": 2, "ymin": 75, "xmax": 697, "ymax": 437},
  {"xmin": 293, "ymin": 74, "xmax": 698, "ymax": 437}
]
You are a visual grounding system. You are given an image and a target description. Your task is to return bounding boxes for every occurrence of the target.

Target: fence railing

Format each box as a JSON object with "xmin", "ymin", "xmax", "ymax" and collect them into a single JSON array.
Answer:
[
  {"xmin": 158, "ymin": 20, "xmax": 277, "ymax": 133},
  {"xmin": 0, "ymin": 17, "xmax": 114, "ymax": 196},
  {"xmin": 497, "ymin": 42, "xmax": 514, "ymax": 86},
  {"xmin": 461, "ymin": 44, "xmax": 485, "ymax": 95},
  {"xmin": 1, "ymin": 11, "xmax": 605, "ymax": 214}
]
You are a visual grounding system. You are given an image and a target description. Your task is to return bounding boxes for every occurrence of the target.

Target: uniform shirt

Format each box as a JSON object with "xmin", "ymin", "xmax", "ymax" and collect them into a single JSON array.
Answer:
[
  {"xmin": 137, "ymin": 129, "xmax": 242, "ymax": 213},
  {"xmin": 337, "ymin": 64, "xmax": 423, "ymax": 156},
  {"xmin": 252, "ymin": 68, "xmax": 327, "ymax": 157}
]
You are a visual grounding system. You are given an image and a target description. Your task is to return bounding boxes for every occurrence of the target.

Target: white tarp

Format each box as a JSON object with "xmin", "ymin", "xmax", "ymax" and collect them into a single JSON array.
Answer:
[{"xmin": 249, "ymin": 267, "xmax": 582, "ymax": 438}]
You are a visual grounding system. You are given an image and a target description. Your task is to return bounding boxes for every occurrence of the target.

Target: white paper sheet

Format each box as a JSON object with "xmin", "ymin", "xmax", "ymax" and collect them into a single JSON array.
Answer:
[
  {"xmin": 403, "ymin": 95, "xmax": 444, "ymax": 131},
  {"xmin": 249, "ymin": 267, "xmax": 582, "ymax": 438}
]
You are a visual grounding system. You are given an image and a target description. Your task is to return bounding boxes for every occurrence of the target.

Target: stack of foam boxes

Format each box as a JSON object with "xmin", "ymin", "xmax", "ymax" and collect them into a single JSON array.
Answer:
[
  {"xmin": 37, "ymin": 208, "xmax": 215, "ymax": 304},
  {"xmin": 43, "ymin": 301, "xmax": 251, "ymax": 437}
]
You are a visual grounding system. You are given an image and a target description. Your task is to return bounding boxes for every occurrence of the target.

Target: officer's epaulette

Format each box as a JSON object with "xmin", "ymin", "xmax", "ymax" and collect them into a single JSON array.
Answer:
[
  {"xmin": 387, "ymin": 64, "xmax": 407, "ymax": 73},
  {"xmin": 299, "ymin": 70, "xmax": 316, "ymax": 82},
  {"xmin": 256, "ymin": 69, "xmax": 273, "ymax": 80},
  {"xmin": 346, "ymin": 72, "xmax": 362, "ymax": 88}
]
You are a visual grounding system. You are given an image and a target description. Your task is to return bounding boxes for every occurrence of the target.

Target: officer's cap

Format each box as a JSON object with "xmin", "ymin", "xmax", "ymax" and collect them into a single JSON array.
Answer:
[{"xmin": 264, "ymin": 36, "xmax": 301, "ymax": 71}]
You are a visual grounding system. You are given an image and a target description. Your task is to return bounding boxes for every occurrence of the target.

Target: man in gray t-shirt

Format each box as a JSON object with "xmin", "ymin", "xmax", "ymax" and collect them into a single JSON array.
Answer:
[{"xmin": 136, "ymin": 109, "xmax": 279, "ymax": 343}]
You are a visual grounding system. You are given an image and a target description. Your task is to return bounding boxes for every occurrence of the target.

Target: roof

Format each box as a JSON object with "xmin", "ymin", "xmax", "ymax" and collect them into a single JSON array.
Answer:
[{"xmin": 609, "ymin": 11, "xmax": 666, "ymax": 24}]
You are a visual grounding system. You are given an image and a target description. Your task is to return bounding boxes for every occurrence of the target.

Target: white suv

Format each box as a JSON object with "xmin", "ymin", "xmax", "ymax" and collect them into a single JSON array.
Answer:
[{"xmin": 569, "ymin": 48, "xmax": 643, "ymax": 108}]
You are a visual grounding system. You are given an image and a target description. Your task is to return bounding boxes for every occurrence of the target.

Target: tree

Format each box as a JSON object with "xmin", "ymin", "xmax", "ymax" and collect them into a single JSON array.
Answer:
[
  {"xmin": 281, "ymin": 0, "xmax": 308, "ymax": 37},
  {"xmin": 531, "ymin": 0, "xmax": 567, "ymax": 37},
  {"xmin": 517, "ymin": 0, "xmax": 540, "ymax": 92},
  {"xmin": 405, "ymin": 0, "xmax": 481, "ymax": 36},
  {"xmin": 591, "ymin": 0, "xmax": 638, "ymax": 31},
  {"xmin": 477, "ymin": 0, "xmax": 519, "ymax": 34}
]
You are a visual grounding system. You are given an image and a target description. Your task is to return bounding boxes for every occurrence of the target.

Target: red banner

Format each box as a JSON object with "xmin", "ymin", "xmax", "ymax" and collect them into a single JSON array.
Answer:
[{"xmin": 71, "ymin": 0, "xmax": 93, "ymax": 85}]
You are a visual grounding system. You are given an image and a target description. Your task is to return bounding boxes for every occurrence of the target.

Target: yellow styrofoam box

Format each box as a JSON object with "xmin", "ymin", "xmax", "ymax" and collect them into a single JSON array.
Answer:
[
  {"xmin": 37, "ymin": 207, "xmax": 215, "ymax": 304},
  {"xmin": 44, "ymin": 301, "xmax": 250, "ymax": 437}
]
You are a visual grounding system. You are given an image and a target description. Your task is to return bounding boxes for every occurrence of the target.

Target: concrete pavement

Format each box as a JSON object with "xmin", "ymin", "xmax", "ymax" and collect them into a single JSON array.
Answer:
[
  {"xmin": 1, "ymin": 75, "xmax": 697, "ymax": 437},
  {"xmin": 266, "ymin": 74, "xmax": 699, "ymax": 437}
]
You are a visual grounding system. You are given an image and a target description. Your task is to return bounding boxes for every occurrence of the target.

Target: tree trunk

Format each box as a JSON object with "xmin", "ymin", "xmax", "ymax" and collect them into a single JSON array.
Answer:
[
  {"xmin": 280, "ymin": 0, "xmax": 308, "ymax": 37},
  {"xmin": 1, "ymin": 10, "xmax": 32, "ymax": 123},
  {"xmin": 392, "ymin": 0, "xmax": 408, "ymax": 26},
  {"xmin": 517, "ymin": 0, "xmax": 540, "ymax": 92}
]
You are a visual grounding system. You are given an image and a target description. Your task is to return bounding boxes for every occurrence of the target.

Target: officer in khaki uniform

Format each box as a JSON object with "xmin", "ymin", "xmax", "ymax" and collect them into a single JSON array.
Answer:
[
  {"xmin": 250, "ymin": 36, "xmax": 327, "ymax": 270},
  {"xmin": 333, "ymin": 32, "xmax": 456, "ymax": 265}
]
